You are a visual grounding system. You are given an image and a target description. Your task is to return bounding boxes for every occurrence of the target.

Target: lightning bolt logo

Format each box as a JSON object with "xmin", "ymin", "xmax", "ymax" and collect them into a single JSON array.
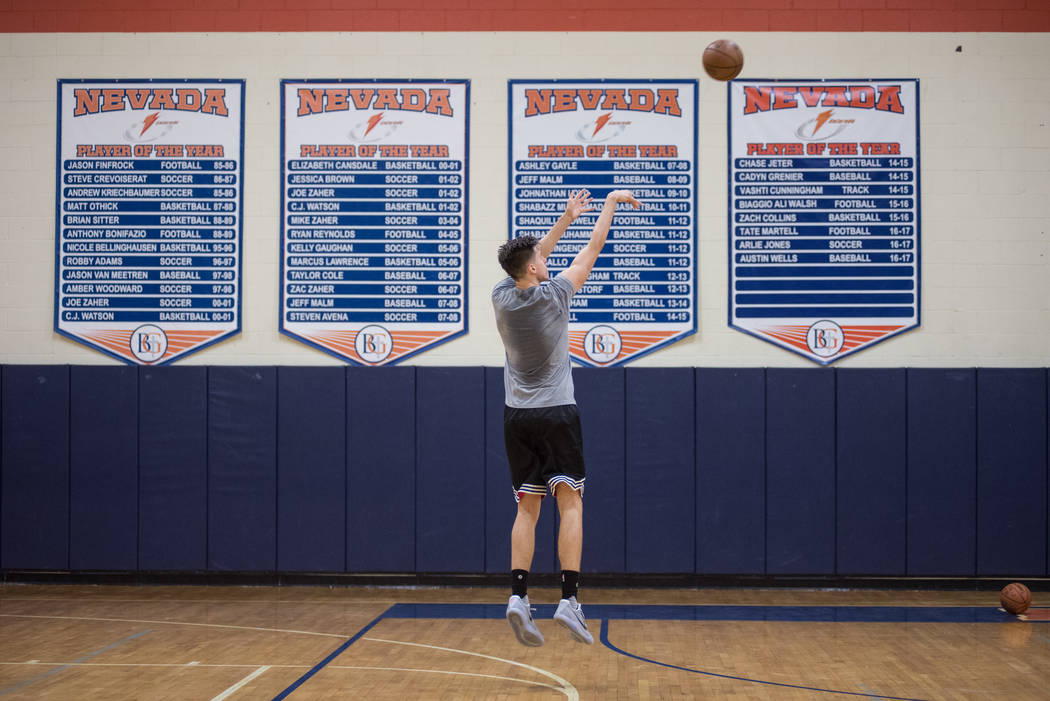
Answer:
[
  {"xmin": 364, "ymin": 112, "xmax": 384, "ymax": 138},
  {"xmin": 592, "ymin": 112, "xmax": 614, "ymax": 138},
  {"xmin": 139, "ymin": 112, "xmax": 161, "ymax": 137},
  {"xmin": 812, "ymin": 109, "xmax": 834, "ymax": 137}
]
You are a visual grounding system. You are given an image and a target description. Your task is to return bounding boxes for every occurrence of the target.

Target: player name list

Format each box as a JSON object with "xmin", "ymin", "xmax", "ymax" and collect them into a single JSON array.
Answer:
[
  {"xmin": 60, "ymin": 155, "xmax": 239, "ymax": 324},
  {"xmin": 514, "ymin": 156, "xmax": 692, "ymax": 325},
  {"xmin": 283, "ymin": 153, "xmax": 464, "ymax": 325},
  {"xmin": 731, "ymin": 152, "xmax": 917, "ymax": 319}
]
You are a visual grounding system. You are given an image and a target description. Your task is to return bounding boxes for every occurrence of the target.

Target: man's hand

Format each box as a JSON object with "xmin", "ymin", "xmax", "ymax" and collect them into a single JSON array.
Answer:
[
  {"xmin": 565, "ymin": 189, "xmax": 595, "ymax": 220},
  {"xmin": 559, "ymin": 189, "xmax": 645, "ymax": 292},
  {"xmin": 539, "ymin": 189, "xmax": 595, "ymax": 259},
  {"xmin": 606, "ymin": 190, "xmax": 642, "ymax": 208}
]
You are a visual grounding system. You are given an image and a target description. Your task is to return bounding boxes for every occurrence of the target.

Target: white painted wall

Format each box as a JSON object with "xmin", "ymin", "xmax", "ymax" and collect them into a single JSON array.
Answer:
[{"xmin": 1, "ymin": 31, "xmax": 1047, "ymax": 366}]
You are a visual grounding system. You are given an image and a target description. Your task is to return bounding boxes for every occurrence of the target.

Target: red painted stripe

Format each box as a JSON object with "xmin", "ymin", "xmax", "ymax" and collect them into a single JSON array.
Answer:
[{"xmin": 0, "ymin": 0, "xmax": 1046, "ymax": 31}]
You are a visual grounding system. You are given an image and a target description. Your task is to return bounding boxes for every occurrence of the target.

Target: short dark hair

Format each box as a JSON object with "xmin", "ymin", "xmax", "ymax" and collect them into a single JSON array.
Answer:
[{"xmin": 497, "ymin": 235, "xmax": 539, "ymax": 279}]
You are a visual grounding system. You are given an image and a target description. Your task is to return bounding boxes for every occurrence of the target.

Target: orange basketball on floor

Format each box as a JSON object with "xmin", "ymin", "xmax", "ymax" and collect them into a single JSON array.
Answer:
[
  {"xmin": 1000, "ymin": 582, "xmax": 1031, "ymax": 615},
  {"xmin": 702, "ymin": 39, "xmax": 744, "ymax": 81}
]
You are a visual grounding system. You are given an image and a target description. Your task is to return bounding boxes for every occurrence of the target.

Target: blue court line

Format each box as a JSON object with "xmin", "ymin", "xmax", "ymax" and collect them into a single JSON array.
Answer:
[
  {"xmin": 0, "ymin": 629, "xmax": 151, "ymax": 696},
  {"xmin": 271, "ymin": 608, "xmax": 390, "ymax": 700},
  {"xmin": 384, "ymin": 602, "xmax": 1031, "ymax": 624},
  {"xmin": 270, "ymin": 602, "xmax": 1043, "ymax": 698},
  {"xmin": 599, "ymin": 619, "xmax": 928, "ymax": 701}
]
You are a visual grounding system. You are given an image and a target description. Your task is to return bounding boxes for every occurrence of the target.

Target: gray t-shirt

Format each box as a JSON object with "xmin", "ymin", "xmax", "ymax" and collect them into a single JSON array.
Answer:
[{"xmin": 492, "ymin": 274, "xmax": 576, "ymax": 408}]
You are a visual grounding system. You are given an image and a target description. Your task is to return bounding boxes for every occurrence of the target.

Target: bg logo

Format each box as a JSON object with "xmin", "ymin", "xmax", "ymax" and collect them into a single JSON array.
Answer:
[
  {"xmin": 583, "ymin": 325, "xmax": 622, "ymax": 364},
  {"xmin": 130, "ymin": 324, "xmax": 168, "ymax": 363},
  {"xmin": 806, "ymin": 320, "xmax": 844, "ymax": 358},
  {"xmin": 355, "ymin": 325, "xmax": 393, "ymax": 363}
]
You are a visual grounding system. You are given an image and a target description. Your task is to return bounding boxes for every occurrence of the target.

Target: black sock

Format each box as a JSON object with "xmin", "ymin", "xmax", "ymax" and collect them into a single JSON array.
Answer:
[
  {"xmin": 561, "ymin": 570, "xmax": 579, "ymax": 600},
  {"xmin": 511, "ymin": 569, "xmax": 528, "ymax": 598}
]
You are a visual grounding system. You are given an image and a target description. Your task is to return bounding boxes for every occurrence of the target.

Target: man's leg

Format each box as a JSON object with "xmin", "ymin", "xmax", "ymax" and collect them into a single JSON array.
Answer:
[
  {"xmin": 507, "ymin": 493, "xmax": 545, "ymax": 646},
  {"xmin": 511, "ymin": 494, "xmax": 543, "ymax": 571},
  {"xmin": 554, "ymin": 483, "xmax": 582, "ymax": 571},
  {"xmin": 553, "ymin": 483, "xmax": 592, "ymax": 643}
]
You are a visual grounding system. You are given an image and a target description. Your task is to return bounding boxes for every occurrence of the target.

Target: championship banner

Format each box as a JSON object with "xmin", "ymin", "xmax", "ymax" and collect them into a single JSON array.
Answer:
[
  {"xmin": 56, "ymin": 79, "xmax": 244, "ymax": 364},
  {"xmin": 728, "ymin": 79, "xmax": 920, "ymax": 364},
  {"xmin": 509, "ymin": 80, "xmax": 697, "ymax": 367},
  {"xmin": 280, "ymin": 80, "xmax": 468, "ymax": 365}
]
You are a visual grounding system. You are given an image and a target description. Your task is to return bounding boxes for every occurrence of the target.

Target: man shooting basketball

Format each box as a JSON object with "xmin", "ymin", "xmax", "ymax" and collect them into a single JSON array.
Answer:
[{"xmin": 492, "ymin": 188, "xmax": 642, "ymax": 646}]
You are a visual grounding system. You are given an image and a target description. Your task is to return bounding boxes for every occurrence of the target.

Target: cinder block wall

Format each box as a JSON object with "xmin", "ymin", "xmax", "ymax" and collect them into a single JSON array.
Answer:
[{"xmin": 0, "ymin": 2, "xmax": 1047, "ymax": 366}]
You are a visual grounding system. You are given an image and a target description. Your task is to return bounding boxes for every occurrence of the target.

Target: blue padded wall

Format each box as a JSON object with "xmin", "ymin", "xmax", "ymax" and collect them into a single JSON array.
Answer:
[
  {"xmin": 696, "ymin": 368, "xmax": 765, "ymax": 574},
  {"xmin": 347, "ymin": 366, "xmax": 415, "ymax": 572},
  {"xmin": 277, "ymin": 367, "xmax": 345, "ymax": 572},
  {"xmin": 208, "ymin": 367, "xmax": 277, "ymax": 571},
  {"xmin": 574, "ymin": 367, "xmax": 626, "ymax": 574},
  {"xmin": 3, "ymin": 364, "xmax": 1049, "ymax": 579},
  {"xmin": 139, "ymin": 366, "xmax": 207, "ymax": 570},
  {"xmin": 907, "ymin": 369, "xmax": 976, "ymax": 575},
  {"xmin": 484, "ymin": 366, "xmax": 512, "ymax": 573},
  {"xmin": 976, "ymin": 368, "xmax": 1047, "ymax": 576},
  {"xmin": 415, "ymin": 367, "xmax": 485, "ymax": 572},
  {"xmin": 484, "ymin": 366, "xmax": 556, "ymax": 574},
  {"xmin": 766, "ymin": 369, "xmax": 836, "ymax": 574},
  {"xmin": 626, "ymin": 368, "xmax": 695, "ymax": 573},
  {"xmin": 1, "ymin": 365, "xmax": 69, "ymax": 570},
  {"xmin": 70, "ymin": 366, "xmax": 138, "ymax": 571},
  {"xmin": 836, "ymin": 369, "xmax": 906, "ymax": 575}
]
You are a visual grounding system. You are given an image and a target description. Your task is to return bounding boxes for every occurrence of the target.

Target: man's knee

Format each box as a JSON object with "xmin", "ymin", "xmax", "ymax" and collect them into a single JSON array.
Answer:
[
  {"xmin": 517, "ymin": 494, "xmax": 543, "ymax": 520},
  {"xmin": 554, "ymin": 483, "xmax": 582, "ymax": 508}
]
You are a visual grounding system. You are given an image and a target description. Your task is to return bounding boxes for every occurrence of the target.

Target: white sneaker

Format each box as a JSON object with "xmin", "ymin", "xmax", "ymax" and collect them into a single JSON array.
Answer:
[
  {"xmin": 553, "ymin": 596, "xmax": 593, "ymax": 644},
  {"xmin": 506, "ymin": 594, "xmax": 544, "ymax": 647}
]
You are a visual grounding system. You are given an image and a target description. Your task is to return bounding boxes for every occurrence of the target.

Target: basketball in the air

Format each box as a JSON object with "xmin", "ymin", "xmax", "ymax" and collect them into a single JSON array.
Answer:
[
  {"xmin": 702, "ymin": 39, "xmax": 744, "ymax": 81},
  {"xmin": 1000, "ymin": 582, "xmax": 1031, "ymax": 615}
]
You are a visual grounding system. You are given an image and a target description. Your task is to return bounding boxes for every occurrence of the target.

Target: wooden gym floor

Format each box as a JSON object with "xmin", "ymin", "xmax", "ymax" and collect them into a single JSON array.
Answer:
[{"xmin": 0, "ymin": 584, "xmax": 1046, "ymax": 699}]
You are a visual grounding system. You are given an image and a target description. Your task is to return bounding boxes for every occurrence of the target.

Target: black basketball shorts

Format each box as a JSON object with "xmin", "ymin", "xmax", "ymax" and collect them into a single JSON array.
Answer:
[{"xmin": 504, "ymin": 403, "xmax": 586, "ymax": 502}]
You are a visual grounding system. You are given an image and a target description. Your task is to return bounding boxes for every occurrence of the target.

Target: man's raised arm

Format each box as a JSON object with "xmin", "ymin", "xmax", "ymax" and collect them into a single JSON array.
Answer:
[
  {"xmin": 538, "ymin": 189, "xmax": 594, "ymax": 259},
  {"xmin": 559, "ymin": 190, "xmax": 642, "ymax": 291}
]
